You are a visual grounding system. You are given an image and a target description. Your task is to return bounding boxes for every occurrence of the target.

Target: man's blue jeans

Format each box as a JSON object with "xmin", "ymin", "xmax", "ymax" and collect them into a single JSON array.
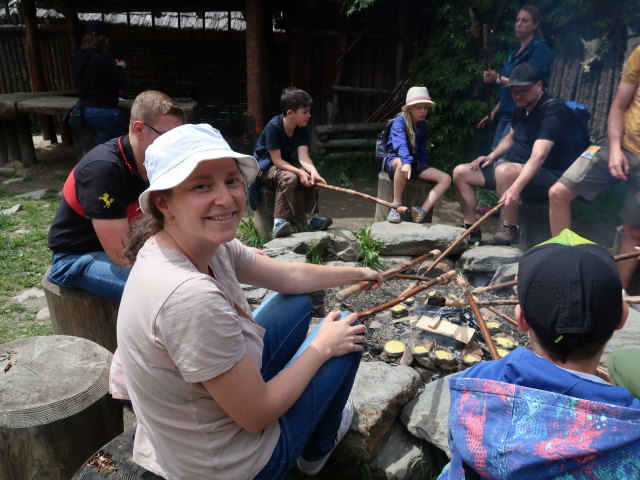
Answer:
[
  {"xmin": 48, "ymin": 252, "xmax": 130, "ymax": 303},
  {"xmin": 253, "ymin": 293, "xmax": 361, "ymax": 479},
  {"xmin": 83, "ymin": 106, "xmax": 125, "ymax": 144}
]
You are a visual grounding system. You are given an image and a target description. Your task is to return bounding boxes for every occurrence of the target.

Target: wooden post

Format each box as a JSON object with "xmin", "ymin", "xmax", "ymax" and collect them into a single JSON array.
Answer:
[
  {"xmin": 20, "ymin": 0, "xmax": 56, "ymax": 142},
  {"xmin": 0, "ymin": 335, "xmax": 123, "ymax": 480},
  {"xmin": 245, "ymin": 0, "xmax": 266, "ymax": 133},
  {"xmin": 42, "ymin": 269, "xmax": 119, "ymax": 353}
]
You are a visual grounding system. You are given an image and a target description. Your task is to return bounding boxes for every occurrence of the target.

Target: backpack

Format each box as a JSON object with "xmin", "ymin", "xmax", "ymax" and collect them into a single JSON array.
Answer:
[
  {"xmin": 543, "ymin": 99, "xmax": 591, "ymax": 157},
  {"xmin": 374, "ymin": 119, "xmax": 394, "ymax": 163}
]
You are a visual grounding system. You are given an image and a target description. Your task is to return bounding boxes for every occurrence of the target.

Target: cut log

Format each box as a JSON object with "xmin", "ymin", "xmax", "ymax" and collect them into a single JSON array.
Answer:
[
  {"xmin": 374, "ymin": 171, "xmax": 434, "ymax": 222},
  {"xmin": 42, "ymin": 268, "xmax": 119, "ymax": 353},
  {"xmin": 252, "ymin": 184, "xmax": 308, "ymax": 239},
  {"xmin": 0, "ymin": 335, "xmax": 123, "ymax": 480}
]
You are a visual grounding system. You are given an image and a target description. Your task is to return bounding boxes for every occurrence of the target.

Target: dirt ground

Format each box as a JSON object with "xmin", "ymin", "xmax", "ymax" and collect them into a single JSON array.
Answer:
[{"xmin": 4, "ymin": 137, "xmax": 618, "ymax": 248}]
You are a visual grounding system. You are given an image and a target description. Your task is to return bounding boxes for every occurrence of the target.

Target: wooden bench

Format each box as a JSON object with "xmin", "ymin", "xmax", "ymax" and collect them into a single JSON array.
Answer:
[
  {"xmin": 42, "ymin": 267, "xmax": 119, "ymax": 353},
  {"xmin": 73, "ymin": 428, "xmax": 164, "ymax": 479},
  {"xmin": 253, "ymin": 184, "xmax": 309, "ymax": 239},
  {"xmin": 375, "ymin": 171, "xmax": 434, "ymax": 222},
  {"xmin": 0, "ymin": 335, "xmax": 123, "ymax": 480}
]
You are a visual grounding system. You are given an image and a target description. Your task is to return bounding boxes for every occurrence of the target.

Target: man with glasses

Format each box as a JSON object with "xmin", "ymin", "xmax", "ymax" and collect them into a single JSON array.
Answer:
[
  {"xmin": 47, "ymin": 90, "xmax": 183, "ymax": 301},
  {"xmin": 453, "ymin": 63, "xmax": 577, "ymax": 245}
]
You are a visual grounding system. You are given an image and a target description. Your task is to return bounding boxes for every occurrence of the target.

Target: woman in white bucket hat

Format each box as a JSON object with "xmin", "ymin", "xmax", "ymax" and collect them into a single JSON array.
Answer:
[
  {"xmin": 381, "ymin": 86, "xmax": 451, "ymax": 224},
  {"xmin": 116, "ymin": 123, "xmax": 382, "ymax": 479}
]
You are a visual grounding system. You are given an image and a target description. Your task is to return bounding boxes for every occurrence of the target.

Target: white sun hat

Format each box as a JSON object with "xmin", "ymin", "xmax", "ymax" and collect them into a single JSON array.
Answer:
[
  {"xmin": 404, "ymin": 86, "xmax": 436, "ymax": 107},
  {"xmin": 139, "ymin": 123, "xmax": 259, "ymax": 213}
]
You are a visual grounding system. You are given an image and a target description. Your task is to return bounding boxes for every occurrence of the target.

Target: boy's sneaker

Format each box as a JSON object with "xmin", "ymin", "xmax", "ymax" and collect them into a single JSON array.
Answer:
[
  {"xmin": 387, "ymin": 204, "xmax": 401, "ymax": 223},
  {"xmin": 308, "ymin": 216, "xmax": 333, "ymax": 231},
  {"xmin": 297, "ymin": 397, "xmax": 354, "ymax": 476},
  {"xmin": 411, "ymin": 206, "xmax": 427, "ymax": 223},
  {"xmin": 488, "ymin": 224, "xmax": 519, "ymax": 245},
  {"xmin": 462, "ymin": 224, "xmax": 482, "ymax": 243},
  {"xmin": 272, "ymin": 219, "xmax": 292, "ymax": 238}
]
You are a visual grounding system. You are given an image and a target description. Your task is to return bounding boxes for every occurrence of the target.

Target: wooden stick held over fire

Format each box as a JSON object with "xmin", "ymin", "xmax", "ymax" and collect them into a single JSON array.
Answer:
[
  {"xmin": 613, "ymin": 250, "xmax": 640, "ymax": 262},
  {"xmin": 316, "ymin": 183, "xmax": 409, "ymax": 214},
  {"xmin": 472, "ymin": 279, "xmax": 517, "ymax": 294},
  {"xmin": 457, "ymin": 274, "xmax": 500, "ymax": 360},
  {"xmin": 421, "ymin": 201, "xmax": 505, "ymax": 277},
  {"xmin": 357, "ymin": 270, "xmax": 456, "ymax": 319},
  {"xmin": 336, "ymin": 248, "xmax": 442, "ymax": 301}
]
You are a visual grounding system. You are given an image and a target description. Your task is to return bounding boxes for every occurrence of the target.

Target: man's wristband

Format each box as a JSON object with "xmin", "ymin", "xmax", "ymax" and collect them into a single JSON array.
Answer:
[{"xmin": 495, "ymin": 76, "xmax": 501, "ymax": 85}]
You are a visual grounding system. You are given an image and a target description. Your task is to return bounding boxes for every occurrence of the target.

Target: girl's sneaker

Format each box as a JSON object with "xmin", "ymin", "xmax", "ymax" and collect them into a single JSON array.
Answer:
[
  {"xmin": 387, "ymin": 204, "xmax": 401, "ymax": 223},
  {"xmin": 411, "ymin": 206, "xmax": 427, "ymax": 223},
  {"xmin": 297, "ymin": 397, "xmax": 354, "ymax": 476}
]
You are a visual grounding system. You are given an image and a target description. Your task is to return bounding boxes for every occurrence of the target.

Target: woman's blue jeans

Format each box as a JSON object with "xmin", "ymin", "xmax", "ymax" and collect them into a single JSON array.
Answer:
[
  {"xmin": 253, "ymin": 293, "xmax": 362, "ymax": 479},
  {"xmin": 48, "ymin": 251, "xmax": 130, "ymax": 303},
  {"xmin": 83, "ymin": 106, "xmax": 125, "ymax": 144},
  {"xmin": 491, "ymin": 115, "xmax": 512, "ymax": 150}
]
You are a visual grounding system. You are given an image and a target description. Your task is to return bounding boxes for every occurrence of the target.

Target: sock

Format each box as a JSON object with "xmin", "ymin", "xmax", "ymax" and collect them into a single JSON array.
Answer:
[{"xmin": 274, "ymin": 218, "xmax": 286, "ymax": 227}]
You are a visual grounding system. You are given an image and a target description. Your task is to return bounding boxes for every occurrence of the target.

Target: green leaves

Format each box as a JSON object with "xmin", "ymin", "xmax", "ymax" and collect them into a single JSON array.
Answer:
[{"xmin": 354, "ymin": 226, "xmax": 385, "ymax": 270}]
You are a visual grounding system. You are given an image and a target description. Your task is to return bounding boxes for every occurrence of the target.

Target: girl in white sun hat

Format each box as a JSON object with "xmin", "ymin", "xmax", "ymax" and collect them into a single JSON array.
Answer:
[
  {"xmin": 116, "ymin": 123, "xmax": 382, "ymax": 479},
  {"xmin": 382, "ymin": 86, "xmax": 451, "ymax": 223}
]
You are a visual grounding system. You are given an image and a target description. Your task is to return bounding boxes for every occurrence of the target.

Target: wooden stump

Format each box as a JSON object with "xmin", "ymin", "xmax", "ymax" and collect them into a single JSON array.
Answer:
[
  {"xmin": 253, "ymin": 185, "xmax": 308, "ymax": 239},
  {"xmin": 73, "ymin": 428, "xmax": 165, "ymax": 479},
  {"xmin": 375, "ymin": 171, "xmax": 434, "ymax": 222},
  {"xmin": 517, "ymin": 201, "xmax": 551, "ymax": 250},
  {"xmin": 0, "ymin": 335, "xmax": 123, "ymax": 480},
  {"xmin": 42, "ymin": 268, "xmax": 119, "ymax": 353}
]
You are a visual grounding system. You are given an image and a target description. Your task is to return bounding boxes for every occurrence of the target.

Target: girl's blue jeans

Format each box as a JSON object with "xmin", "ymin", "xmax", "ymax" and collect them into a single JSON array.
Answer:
[
  {"xmin": 83, "ymin": 106, "xmax": 125, "ymax": 144},
  {"xmin": 253, "ymin": 293, "xmax": 361, "ymax": 479},
  {"xmin": 48, "ymin": 251, "xmax": 130, "ymax": 303}
]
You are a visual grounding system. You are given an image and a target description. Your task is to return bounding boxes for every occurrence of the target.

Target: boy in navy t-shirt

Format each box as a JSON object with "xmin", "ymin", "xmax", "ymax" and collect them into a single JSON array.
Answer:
[{"xmin": 252, "ymin": 87, "xmax": 332, "ymax": 238}]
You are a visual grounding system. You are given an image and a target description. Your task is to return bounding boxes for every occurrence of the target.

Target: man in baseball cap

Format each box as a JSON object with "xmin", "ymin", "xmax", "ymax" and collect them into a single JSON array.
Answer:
[{"xmin": 437, "ymin": 229, "xmax": 640, "ymax": 479}]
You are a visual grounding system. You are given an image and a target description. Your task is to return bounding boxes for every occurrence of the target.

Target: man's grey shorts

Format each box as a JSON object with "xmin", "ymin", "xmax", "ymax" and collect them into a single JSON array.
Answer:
[
  {"xmin": 558, "ymin": 145, "xmax": 640, "ymax": 227},
  {"xmin": 481, "ymin": 158, "xmax": 563, "ymax": 201}
]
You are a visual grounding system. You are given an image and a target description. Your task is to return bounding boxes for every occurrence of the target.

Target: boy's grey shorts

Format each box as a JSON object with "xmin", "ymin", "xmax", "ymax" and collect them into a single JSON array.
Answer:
[{"xmin": 558, "ymin": 145, "xmax": 640, "ymax": 227}]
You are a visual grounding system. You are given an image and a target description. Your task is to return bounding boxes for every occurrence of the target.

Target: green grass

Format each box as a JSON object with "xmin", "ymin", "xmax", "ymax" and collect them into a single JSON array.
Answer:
[
  {"xmin": 354, "ymin": 226, "xmax": 385, "ymax": 270},
  {"xmin": 0, "ymin": 189, "xmax": 58, "ymax": 344},
  {"xmin": 237, "ymin": 216, "xmax": 269, "ymax": 249},
  {"xmin": 306, "ymin": 242, "xmax": 324, "ymax": 265}
]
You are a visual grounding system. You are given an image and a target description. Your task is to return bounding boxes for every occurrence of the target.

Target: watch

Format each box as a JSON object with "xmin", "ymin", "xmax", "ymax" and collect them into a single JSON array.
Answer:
[{"xmin": 495, "ymin": 76, "xmax": 501, "ymax": 85}]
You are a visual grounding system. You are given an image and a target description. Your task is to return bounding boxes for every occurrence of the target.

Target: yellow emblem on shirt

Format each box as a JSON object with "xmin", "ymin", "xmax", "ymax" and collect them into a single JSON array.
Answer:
[{"xmin": 98, "ymin": 193, "xmax": 115, "ymax": 208}]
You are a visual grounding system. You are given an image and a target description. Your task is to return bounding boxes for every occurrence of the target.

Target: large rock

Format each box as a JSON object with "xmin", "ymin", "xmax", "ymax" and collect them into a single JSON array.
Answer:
[
  {"xmin": 490, "ymin": 262, "xmax": 519, "ymax": 286},
  {"xmin": 602, "ymin": 305, "xmax": 640, "ymax": 366},
  {"xmin": 343, "ymin": 361, "xmax": 421, "ymax": 461},
  {"xmin": 458, "ymin": 246, "xmax": 522, "ymax": 274},
  {"xmin": 401, "ymin": 376, "xmax": 452, "ymax": 457},
  {"xmin": 264, "ymin": 231, "xmax": 331, "ymax": 255},
  {"xmin": 362, "ymin": 421, "xmax": 433, "ymax": 480},
  {"xmin": 370, "ymin": 222, "xmax": 466, "ymax": 256},
  {"xmin": 326, "ymin": 227, "xmax": 361, "ymax": 262}
]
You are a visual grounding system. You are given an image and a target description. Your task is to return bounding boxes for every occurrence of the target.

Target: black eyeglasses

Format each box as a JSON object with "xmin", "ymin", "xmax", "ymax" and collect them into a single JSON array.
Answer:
[
  {"xmin": 510, "ymin": 84, "xmax": 536, "ymax": 97},
  {"xmin": 143, "ymin": 122, "xmax": 167, "ymax": 136}
]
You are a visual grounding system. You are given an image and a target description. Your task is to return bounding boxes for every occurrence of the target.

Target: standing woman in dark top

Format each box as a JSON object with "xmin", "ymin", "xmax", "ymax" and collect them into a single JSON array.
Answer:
[
  {"xmin": 478, "ymin": 5, "xmax": 553, "ymax": 149},
  {"xmin": 73, "ymin": 20, "xmax": 126, "ymax": 143}
]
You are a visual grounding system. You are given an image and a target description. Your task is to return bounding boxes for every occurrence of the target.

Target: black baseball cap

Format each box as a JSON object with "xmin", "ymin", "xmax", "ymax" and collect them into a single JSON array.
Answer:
[
  {"xmin": 517, "ymin": 230, "xmax": 622, "ymax": 353},
  {"xmin": 508, "ymin": 63, "xmax": 542, "ymax": 87}
]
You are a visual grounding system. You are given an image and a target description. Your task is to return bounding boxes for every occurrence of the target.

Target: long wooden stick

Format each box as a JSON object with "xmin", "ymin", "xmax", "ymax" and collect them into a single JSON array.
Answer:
[
  {"xmin": 392, "ymin": 273, "xmax": 436, "ymax": 282},
  {"xmin": 613, "ymin": 250, "xmax": 640, "ymax": 262},
  {"xmin": 482, "ymin": 305, "xmax": 517, "ymax": 327},
  {"xmin": 472, "ymin": 279, "xmax": 517, "ymax": 294},
  {"xmin": 466, "ymin": 292, "xmax": 500, "ymax": 360},
  {"xmin": 316, "ymin": 183, "xmax": 409, "ymax": 214},
  {"xmin": 336, "ymin": 249, "xmax": 441, "ymax": 301},
  {"xmin": 421, "ymin": 201, "xmax": 504, "ymax": 278},
  {"xmin": 357, "ymin": 270, "xmax": 456, "ymax": 319}
]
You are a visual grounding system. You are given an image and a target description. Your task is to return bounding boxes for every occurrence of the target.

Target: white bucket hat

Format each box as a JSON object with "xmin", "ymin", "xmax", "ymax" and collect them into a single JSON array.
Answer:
[
  {"xmin": 139, "ymin": 123, "xmax": 259, "ymax": 213},
  {"xmin": 404, "ymin": 86, "xmax": 435, "ymax": 107}
]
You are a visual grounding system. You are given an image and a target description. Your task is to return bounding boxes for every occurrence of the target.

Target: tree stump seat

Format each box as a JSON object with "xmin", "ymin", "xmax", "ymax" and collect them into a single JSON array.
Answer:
[
  {"xmin": 0, "ymin": 335, "xmax": 123, "ymax": 480},
  {"xmin": 73, "ymin": 428, "xmax": 164, "ymax": 480},
  {"xmin": 42, "ymin": 267, "xmax": 119, "ymax": 353},
  {"xmin": 375, "ymin": 171, "xmax": 434, "ymax": 222},
  {"xmin": 253, "ymin": 184, "xmax": 309, "ymax": 239},
  {"xmin": 516, "ymin": 199, "xmax": 551, "ymax": 251}
]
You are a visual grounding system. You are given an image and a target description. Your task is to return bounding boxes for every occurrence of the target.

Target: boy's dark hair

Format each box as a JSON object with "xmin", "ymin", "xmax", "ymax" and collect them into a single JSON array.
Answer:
[
  {"xmin": 280, "ymin": 87, "xmax": 313, "ymax": 115},
  {"xmin": 517, "ymin": 232, "xmax": 622, "ymax": 364}
]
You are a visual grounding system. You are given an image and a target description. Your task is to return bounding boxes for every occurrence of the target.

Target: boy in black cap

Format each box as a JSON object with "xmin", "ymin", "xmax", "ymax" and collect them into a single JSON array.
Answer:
[{"xmin": 438, "ymin": 229, "xmax": 640, "ymax": 479}]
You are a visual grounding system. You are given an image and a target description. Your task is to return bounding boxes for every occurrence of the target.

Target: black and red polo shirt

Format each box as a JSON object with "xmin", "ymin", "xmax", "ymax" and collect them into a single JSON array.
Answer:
[{"xmin": 48, "ymin": 135, "xmax": 148, "ymax": 254}]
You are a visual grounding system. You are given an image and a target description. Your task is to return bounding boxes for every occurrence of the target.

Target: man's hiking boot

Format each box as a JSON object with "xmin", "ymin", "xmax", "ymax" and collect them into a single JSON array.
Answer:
[
  {"xmin": 387, "ymin": 204, "xmax": 402, "ymax": 223},
  {"xmin": 308, "ymin": 216, "xmax": 333, "ymax": 232},
  {"xmin": 272, "ymin": 219, "xmax": 292, "ymax": 238},
  {"xmin": 489, "ymin": 224, "xmax": 519, "ymax": 246},
  {"xmin": 297, "ymin": 397, "xmax": 354, "ymax": 475},
  {"xmin": 463, "ymin": 224, "xmax": 482, "ymax": 243},
  {"xmin": 411, "ymin": 206, "xmax": 427, "ymax": 223}
]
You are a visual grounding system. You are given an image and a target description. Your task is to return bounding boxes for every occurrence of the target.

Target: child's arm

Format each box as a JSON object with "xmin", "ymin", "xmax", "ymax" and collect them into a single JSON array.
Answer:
[
  {"xmin": 298, "ymin": 146, "xmax": 327, "ymax": 185},
  {"xmin": 269, "ymin": 148, "xmax": 313, "ymax": 186}
]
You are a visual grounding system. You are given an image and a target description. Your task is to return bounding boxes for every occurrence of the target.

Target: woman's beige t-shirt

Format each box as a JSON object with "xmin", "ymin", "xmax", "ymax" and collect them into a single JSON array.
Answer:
[{"xmin": 117, "ymin": 237, "xmax": 280, "ymax": 479}]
